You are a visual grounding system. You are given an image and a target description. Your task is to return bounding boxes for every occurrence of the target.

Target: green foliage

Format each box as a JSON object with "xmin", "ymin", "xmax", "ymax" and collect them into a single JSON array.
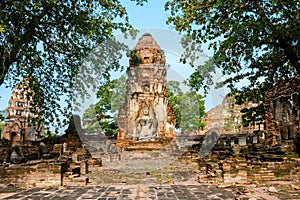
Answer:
[
  {"xmin": 166, "ymin": 0, "xmax": 300, "ymax": 122},
  {"xmin": 129, "ymin": 51, "xmax": 142, "ymax": 65},
  {"xmin": 240, "ymin": 103, "xmax": 265, "ymax": 127},
  {"xmin": 167, "ymin": 80, "xmax": 183, "ymax": 96},
  {"xmin": 166, "ymin": 81, "xmax": 182, "ymax": 128},
  {"xmin": 0, "ymin": 0, "xmax": 147, "ymax": 129},
  {"xmin": 0, "ymin": 122, "xmax": 4, "ymax": 138},
  {"xmin": 166, "ymin": 88, "xmax": 181, "ymax": 129},
  {"xmin": 98, "ymin": 120, "xmax": 118, "ymax": 137},
  {"xmin": 44, "ymin": 129, "xmax": 56, "ymax": 139},
  {"xmin": 167, "ymin": 80, "xmax": 206, "ymax": 132},
  {"xmin": 82, "ymin": 76, "xmax": 126, "ymax": 136},
  {"xmin": 82, "ymin": 104, "xmax": 102, "ymax": 134},
  {"xmin": 96, "ymin": 75, "xmax": 126, "ymax": 119},
  {"xmin": 179, "ymin": 91, "xmax": 206, "ymax": 132},
  {"xmin": 186, "ymin": 58, "xmax": 216, "ymax": 94}
]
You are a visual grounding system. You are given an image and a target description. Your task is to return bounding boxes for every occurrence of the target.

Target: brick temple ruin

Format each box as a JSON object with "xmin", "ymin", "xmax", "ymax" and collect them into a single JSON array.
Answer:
[
  {"xmin": 0, "ymin": 113, "xmax": 101, "ymax": 187},
  {"xmin": 0, "ymin": 80, "xmax": 101, "ymax": 187},
  {"xmin": 199, "ymin": 94, "xmax": 262, "ymax": 135},
  {"xmin": 1, "ymin": 80, "xmax": 44, "ymax": 148},
  {"xmin": 0, "ymin": 34, "xmax": 300, "ymax": 190},
  {"xmin": 188, "ymin": 75, "xmax": 300, "ymax": 184},
  {"xmin": 117, "ymin": 33, "xmax": 176, "ymax": 150}
]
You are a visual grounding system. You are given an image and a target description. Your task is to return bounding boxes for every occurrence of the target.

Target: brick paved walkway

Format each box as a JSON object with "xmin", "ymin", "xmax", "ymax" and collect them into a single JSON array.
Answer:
[
  {"xmin": 1, "ymin": 183, "xmax": 299, "ymax": 200},
  {"xmin": 0, "ymin": 184, "xmax": 236, "ymax": 200}
]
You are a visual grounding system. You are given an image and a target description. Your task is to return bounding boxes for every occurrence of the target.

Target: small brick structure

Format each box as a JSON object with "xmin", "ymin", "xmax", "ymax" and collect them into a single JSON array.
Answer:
[
  {"xmin": 0, "ymin": 144, "xmax": 99, "ymax": 188},
  {"xmin": 0, "ymin": 115, "xmax": 102, "ymax": 188}
]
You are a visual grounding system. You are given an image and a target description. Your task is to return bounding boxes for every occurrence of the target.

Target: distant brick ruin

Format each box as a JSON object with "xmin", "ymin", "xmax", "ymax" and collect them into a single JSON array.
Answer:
[
  {"xmin": 117, "ymin": 33, "xmax": 176, "ymax": 150},
  {"xmin": 200, "ymin": 94, "xmax": 262, "ymax": 135},
  {"xmin": 199, "ymin": 75, "xmax": 300, "ymax": 149},
  {"xmin": 1, "ymin": 79, "xmax": 44, "ymax": 148}
]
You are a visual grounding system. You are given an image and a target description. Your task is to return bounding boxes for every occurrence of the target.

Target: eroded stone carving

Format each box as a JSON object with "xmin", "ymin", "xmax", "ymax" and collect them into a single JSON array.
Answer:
[{"xmin": 133, "ymin": 104, "xmax": 158, "ymax": 141}]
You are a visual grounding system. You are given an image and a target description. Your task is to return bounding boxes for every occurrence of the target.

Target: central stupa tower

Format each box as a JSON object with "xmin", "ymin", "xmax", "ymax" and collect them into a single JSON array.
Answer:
[{"xmin": 117, "ymin": 33, "xmax": 176, "ymax": 150}]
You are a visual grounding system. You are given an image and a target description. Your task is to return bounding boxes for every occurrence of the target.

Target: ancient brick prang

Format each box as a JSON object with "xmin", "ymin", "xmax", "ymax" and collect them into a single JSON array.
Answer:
[
  {"xmin": 2, "ymin": 78, "xmax": 44, "ymax": 148},
  {"xmin": 117, "ymin": 33, "xmax": 176, "ymax": 149}
]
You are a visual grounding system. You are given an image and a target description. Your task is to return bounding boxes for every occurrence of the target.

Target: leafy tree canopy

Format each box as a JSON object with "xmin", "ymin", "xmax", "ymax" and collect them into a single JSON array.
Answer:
[
  {"xmin": 166, "ymin": 0, "xmax": 300, "ymax": 123},
  {"xmin": 0, "ymin": 0, "xmax": 147, "ymax": 129},
  {"xmin": 82, "ymin": 104, "xmax": 103, "ymax": 134},
  {"xmin": 95, "ymin": 75, "xmax": 126, "ymax": 119},
  {"xmin": 167, "ymin": 80, "xmax": 206, "ymax": 132},
  {"xmin": 82, "ymin": 75, "xmax": 126, "ymax": 136}
]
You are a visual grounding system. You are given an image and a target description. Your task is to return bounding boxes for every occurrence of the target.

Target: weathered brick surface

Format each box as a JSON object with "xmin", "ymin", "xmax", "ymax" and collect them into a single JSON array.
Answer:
[
  {"xmin": 117, "ymin": 33, "xmax": 175, "ymax": 149},
  {"xmin": 0, "ymin": 160, "xmax": 65, "ymax": 188},
  {"xmin": 192, "ymin": 128, "xmax": 300, "ymax": 184},
  {"xmin": 265, "ymin": 74, "xmax": 300, "ymax": 145}
]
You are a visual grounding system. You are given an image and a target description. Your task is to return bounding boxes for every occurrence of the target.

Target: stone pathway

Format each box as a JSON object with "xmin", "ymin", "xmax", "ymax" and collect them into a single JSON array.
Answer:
[
  {"xmin": 0, "ymin": 184, "xmax": 236, "ymax": 200},
  {"xmin": 1, "ymin": 183, "xmax": 300, "ymax": 200},
  {"xmin": 88, "ymin": 155, "xmax": 200, "ymax": 185}
]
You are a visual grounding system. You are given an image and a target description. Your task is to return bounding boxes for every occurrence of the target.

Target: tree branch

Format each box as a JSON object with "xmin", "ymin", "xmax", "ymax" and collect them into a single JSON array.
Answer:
[{"xmin": 0, "ymin": 2, "xmax": 54, "ymax": 86}]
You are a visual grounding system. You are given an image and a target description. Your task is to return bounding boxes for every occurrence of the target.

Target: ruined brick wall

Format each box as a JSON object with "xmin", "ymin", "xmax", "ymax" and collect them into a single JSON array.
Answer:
[
  {"xmin": 246, "ymin": 159, "xmax": 300, "ymax": 182},
  {"xmin": 195, "ymin": 129, "xmax": 300, "ymax": 184},
  {"xmin": 0, "ymin": 160, "xmax": 66, "ymax": 188},
  {"xmin": 199, "ymin": 158, "xmax": 300, "ymax": 184},
  {"xmin": 265, "ymin": 75, "xmax": 300, "ymax": 145}
]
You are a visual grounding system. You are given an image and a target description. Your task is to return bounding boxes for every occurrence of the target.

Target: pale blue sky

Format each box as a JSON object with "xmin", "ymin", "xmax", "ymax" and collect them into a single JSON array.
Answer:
[{"xmin": 122, "ymin": 1, "xmax": 170, "ymax": 28}]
